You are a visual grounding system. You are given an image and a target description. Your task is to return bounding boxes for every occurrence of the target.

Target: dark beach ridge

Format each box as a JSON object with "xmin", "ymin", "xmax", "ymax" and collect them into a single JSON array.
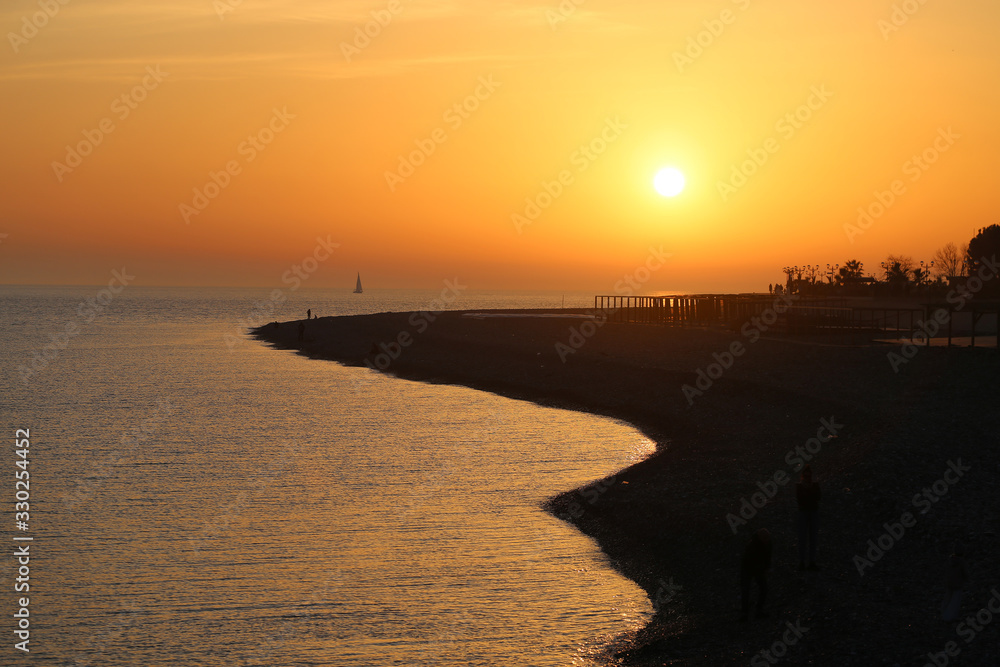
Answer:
[{"xmin": 253, "ymin": 310, "xmax": 1000, "ymax": 666}]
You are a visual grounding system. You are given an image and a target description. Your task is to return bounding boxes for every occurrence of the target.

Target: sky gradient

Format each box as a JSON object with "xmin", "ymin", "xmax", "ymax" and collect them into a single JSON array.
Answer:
[{"xmin": 1, "ymin": 0, "xmax": 997, "ymax": 292}]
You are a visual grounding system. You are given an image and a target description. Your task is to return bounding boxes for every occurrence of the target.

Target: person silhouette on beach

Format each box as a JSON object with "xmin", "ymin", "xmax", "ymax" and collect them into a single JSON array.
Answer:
[
  {"xmin": 740, "ymin": 528, "xmax": 772, "ymax": 621},
  {"xmin": 796, "ymin": 465, "xmax": 821, "ymax": 571},
  {"xmin": 941, "ymin": 542, "xmax": 969, "ymax": 621},
  {"xmin": 307, "ymin": 308, "xmax": 311, "ymax": 319}
]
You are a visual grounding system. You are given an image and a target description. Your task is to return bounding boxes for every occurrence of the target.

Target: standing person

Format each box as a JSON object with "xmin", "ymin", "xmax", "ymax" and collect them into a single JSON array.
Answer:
[
  {"xmin": 796, "ymin": 465, "xmax": 821, "ymax": 571},
  {"xmin": 941, "ymin": 543, "xmax": 969, "ymax": 621},
  {"xmin": 740, "ymin": 528, "xmax": 772, "ymax": 621},
  {"xmin": 307, "ymin": 308, "xmax": 311, "ymax": 320}
]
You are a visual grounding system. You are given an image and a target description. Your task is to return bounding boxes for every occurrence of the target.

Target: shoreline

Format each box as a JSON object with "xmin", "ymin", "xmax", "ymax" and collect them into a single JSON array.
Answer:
[{"xmin": 253, "ymin": 310, "xmax": 1000, "ymax": 665}]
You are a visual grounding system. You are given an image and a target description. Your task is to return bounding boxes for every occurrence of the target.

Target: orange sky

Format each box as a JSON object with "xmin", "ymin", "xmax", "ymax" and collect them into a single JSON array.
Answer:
[{"xmin": 1, "ymin": 1, "xmax": 997, "ymax": 292}]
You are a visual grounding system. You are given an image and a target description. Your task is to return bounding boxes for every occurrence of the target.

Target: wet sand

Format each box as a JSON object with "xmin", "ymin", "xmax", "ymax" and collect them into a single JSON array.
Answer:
[{"xmin": 253, "ymin": 311, "xmax": 1000, "ymax": 665}]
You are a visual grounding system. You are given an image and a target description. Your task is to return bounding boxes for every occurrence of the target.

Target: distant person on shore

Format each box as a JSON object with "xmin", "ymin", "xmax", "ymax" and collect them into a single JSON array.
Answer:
[
  {"xmin": 298, "ymin": 321, "xmax": 305, "ymax": 342},
  {"xmin": 796, "ymin": 465, "xmax": 821, "ymax": 571},
  {"xmin": 769, "ymin": 283, "xmax": 773, "ymax": 294},
  {"xmin": 941, "ymin": 543, "xmax": 969, "ymax": 621},
  {"xmin": 307, "ymin": 308, "xmax": 311, "ymax": 319},
  {"xmin": 740, "ymin": 528, "xmax": 772, "ymax": 621}
]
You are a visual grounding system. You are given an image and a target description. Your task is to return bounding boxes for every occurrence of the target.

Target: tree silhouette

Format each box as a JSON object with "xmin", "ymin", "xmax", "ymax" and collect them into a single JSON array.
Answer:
[
  {"xmin": 966, "ymin": 224, "xmax": 1000, "ymax": 294},
  {"xmin": 882, "ymin": 255, "xmax": 914, "ymax": 285},
  {"xmin": 933, "ymin": 243, "xmax": 963, "ymax": 278},
  {"xmin": 839, "ymin": 259, "xmax": 864, "ymax": 281},
  {"xmin": 966, "ymin": 224, "xmax": 1000, "ymax": 273}
]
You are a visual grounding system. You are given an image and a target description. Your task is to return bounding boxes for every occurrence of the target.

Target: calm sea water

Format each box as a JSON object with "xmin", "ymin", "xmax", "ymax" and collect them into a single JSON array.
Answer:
[{"xmin": 1, "ymin": 286, "xmax": 654, "ymax": 666}]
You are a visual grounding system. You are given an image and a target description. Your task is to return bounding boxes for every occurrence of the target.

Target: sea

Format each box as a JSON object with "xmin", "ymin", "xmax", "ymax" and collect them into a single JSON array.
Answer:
[{"xmin": 0, "ymin": 286, "xmax": 657, "ymax": 666}]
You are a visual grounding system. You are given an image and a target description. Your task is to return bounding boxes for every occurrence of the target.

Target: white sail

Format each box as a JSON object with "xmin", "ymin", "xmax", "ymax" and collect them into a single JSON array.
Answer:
[{"xmin": 354, "ymin": 273, "xmax": 363, "ymax": 294}]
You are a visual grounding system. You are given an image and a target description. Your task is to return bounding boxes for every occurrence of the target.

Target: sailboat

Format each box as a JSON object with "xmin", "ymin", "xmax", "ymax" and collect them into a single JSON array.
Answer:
[{"xmin": 353, "ymin": 273, "xmax": 363, "ymax": 294}]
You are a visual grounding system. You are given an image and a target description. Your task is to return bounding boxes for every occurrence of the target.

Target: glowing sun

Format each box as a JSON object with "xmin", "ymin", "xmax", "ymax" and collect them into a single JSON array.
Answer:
[{"xmin": 654, "ymin": 167, "xmax": 686, "ymax": 197}]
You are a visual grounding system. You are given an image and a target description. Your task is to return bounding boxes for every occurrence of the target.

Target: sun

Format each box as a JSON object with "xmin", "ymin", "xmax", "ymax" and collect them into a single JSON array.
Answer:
[{"xmin": 654, "ymin": 167, "xmax": 686, "ymax": 197}]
